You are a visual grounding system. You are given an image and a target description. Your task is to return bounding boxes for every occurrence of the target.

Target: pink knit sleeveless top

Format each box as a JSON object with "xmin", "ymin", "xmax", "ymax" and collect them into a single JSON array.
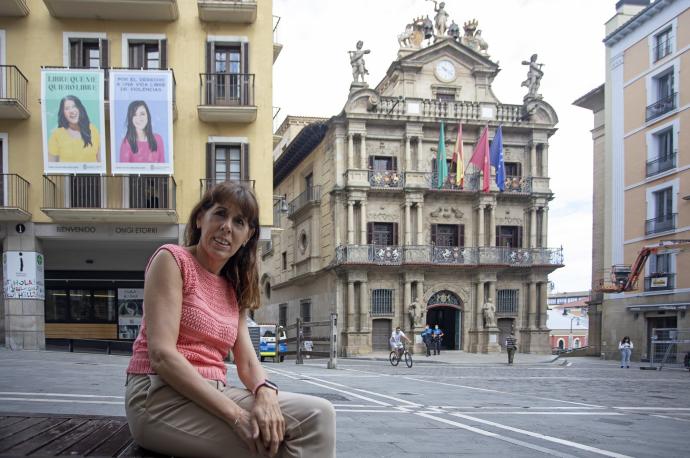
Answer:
[{"xmin": 126, "ymin": 244, "xmax": 240, "ymax": 382}]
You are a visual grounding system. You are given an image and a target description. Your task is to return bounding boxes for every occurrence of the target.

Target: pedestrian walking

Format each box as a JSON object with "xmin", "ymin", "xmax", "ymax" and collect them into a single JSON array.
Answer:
[
  {"xmin": 505, "ymin": 331, "xmax": 518, "ymax": 365},
  {"xmin": 432, "ymin": 324, "xmax": 444, "ymax": 355},
  {"xmin": 619, "ymin": 336, "xmax": 633, "ymax": 368},
  {"xmin": 421, "ymin": 324, "xmax": 433, "ymax": 357}
]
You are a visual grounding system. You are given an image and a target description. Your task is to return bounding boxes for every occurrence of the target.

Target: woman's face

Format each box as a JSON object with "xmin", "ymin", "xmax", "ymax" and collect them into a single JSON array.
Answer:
[
  {"xmin": 132, "ymin": 105, "xmax": 149, "ymax": 131},
  {"xmin": 196, "ymin": 200, "xmax": 252, "ymax": 268},
  {"xmin": 63, "ymin": 100, "xmax": 80, "ymax": 125}
]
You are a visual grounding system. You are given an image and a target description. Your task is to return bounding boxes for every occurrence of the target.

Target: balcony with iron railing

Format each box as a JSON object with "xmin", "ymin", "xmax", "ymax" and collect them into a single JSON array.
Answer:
[
  {"xmin": 0, "ymin": 174, "xmax": 31, "ymax": 221},
  {"xmin": 273, "ymin": 15, "xmax": 283, "ymax": 62},
  {"xmin": 503, "ymin": 175, "xmax": 531, "ymax": 193},
  {"xmin": 374, "ymin": 96, "xmax": 526, "ymax": 123},
  {"xmin": 200, "ymin": 178, "xmax": 255, "ymax": 198},
  {"xmin": 646, "ymin": 150, "xmax": 676, "ymax": 177},
  {"xmin": 42, "ymin": 175, "xmax": 177, "ymax": 222},
  {"xmin": 0, "ymin": 0, "xmax": 29, "ymax": 16},
  {"xmin": 335, "ymin": 245, "xmax": 563, "ymax": 267},
  {"xmin": 369, "ymin": 170, "xmax": 404, "ymax": 189},
  {"xmin": 198, "ymin": 0, "xmax": 256, "ymax": 23},
  {"xmin": 644, "ymin": 273, "xmax": 675, "ymax": 291},
  {"xmin": 0, "ymin": 65, "xmax": 29, "ymax": 119},
  {"xmin": 646, "ymin": 92, "xmax": 677, "ymax": 121},
  {"xmin": 43, "ymin": 0, "xmax": 178, "ymax": 21},
  {"xmin": 198, "ymin": 73, "xmax": 256, "ymax": 123},
  {"xmin": 428, "ymin": 171, "xmax": 479, "ymax": 192},
  {"xmin": 288, "ymin": 186, "xmax": 321, "ymax": 219},
  {"xmin": 645, "ymin": 213, "xmax": 676, "ymax": 235}
]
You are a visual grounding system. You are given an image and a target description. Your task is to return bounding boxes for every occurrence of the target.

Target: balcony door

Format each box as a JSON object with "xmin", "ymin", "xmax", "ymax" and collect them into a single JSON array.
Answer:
[
  {"xmin": 496, "ymin": 225, "xmax": 522, "ymax": 248},
  {"xmin": 367, "ymin": 222, "xmax": 397, "ymax": 246},
  {"xmin": 205, "ymin": 143, "xmax": 249, "ymax": 190},
  {"xmin": 653, "ymin": 187, "xmax": 673, "ymax": 232},
  {"xmin": 128, "ymin": 39, "xmax": 167, "ymax": 69},
  {"xmin": 206, "ymin": 42, "xmax": 248, "ymax": 105},
  {"xmin": 70, "ymin": 175, "xmax": 101, "ymax": 208},
  {"xmin": 128, "ymin": 175, "xmax": 169, "ymax": 209}
]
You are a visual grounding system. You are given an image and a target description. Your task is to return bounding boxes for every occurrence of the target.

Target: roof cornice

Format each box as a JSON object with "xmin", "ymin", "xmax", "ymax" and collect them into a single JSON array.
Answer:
[{"xmin": 603, "ymin": 0, "xmax": 676, "ymax": 46}]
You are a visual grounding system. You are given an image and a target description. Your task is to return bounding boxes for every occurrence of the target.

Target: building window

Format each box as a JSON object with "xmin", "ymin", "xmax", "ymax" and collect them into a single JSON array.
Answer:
[
  {"xmin": 300, "ymin": 299, "xmax": 311, "ymax": 337},
  {"xmin": 69, "ymin": 38, "xmax": 107, "ymax": 68},
  {"xmin": 264, "ymin": 281, "xmax": 271, "ymax": 300},
  {"xmin": 205, "ymin": 41, "xmax": 250, "ymax": 106},
  {"xmin": 128, "ymin": 39, "xmax": 167, "ymax": 69},
  {"xmin": 371, "ymin": 289, "xmax": 394, "ymax": 316},
  {"xmin": 437, "ymin": 93, "xmax": 455, "ymax": 103},
  {"xmin": 128, "ymin": 175, "xmax": 169, "ymax": 209},
  {"xmin": 504, "ymin": 162, "xmax": 522, "ymax": 177},
  {"xmin": 369, "ymin": 156, "xmax": 396, "ymax": 171},
  {"xmin": 367, "ymin": 222, "xmax": 398, "ymax": 246},
  {"xmin": 431, "ymin": 224, "xmax": 464, "ymax": 247},
  {"xmin": 279, "ymin": 303, "xmax": 287, "ymax": 328},
  {"xmin": 573, "ymin": 338, "xmax": 581, "ymax": 349},
  {"xmin": 281, "ymin": 251, "xmax": 287, "ymax": 270},
  {"xmin": 646, "ymin": 253, "xmax": 675, "ymax": 291},
  {"xmin": 45, "ymin": 288, "xmax": 116, "ymax": 323},
  {"xmin": 496, "ymin": 226, "xmax": 522, "ymax": 248},
  {"xmin": 557, "ymin": 339, "xmax": 564, "ymax": 350},
  {"xmin": 647, "ymin": 70, "xmax": 676, "ymax": 121},
  {"xmin": 205, "ymin": 143, "xmax": 249, "ymax": 187},
  {"xmin": 647, "ymin": 128, "xmax": 676, "ymax": 177},
  {"xmin": 654, "ymin": 28, "xmax": 672, "ymax": 62},
  {"xmin": 496, "ymin": 289, "xmax": 519, "ymax": 314},
  {"xmin": 646, "ymin": 187, "xmax": 675, "ymax": 235}
]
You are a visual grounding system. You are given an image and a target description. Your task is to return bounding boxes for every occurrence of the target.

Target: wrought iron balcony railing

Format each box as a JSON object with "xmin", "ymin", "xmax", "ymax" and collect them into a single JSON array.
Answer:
[
  {"xmin": 646, "ymin": 151, "xmax": 676, "ymax": 177},
  {"xmin": 503, "ymin": 175, "xmax": 531, "ymax": 193},
  {"xmin": 369, "ymin": 170, "xmax": 403, "ymax": 188},
  {"xmin": 644, "ymin": 273, "xmax": 675, "ymax": 291},
  {"xmin": 335, "ymin": 245, "xmax": 563, "ymax": 267},
  {"xmin": 200, "ymin": 72, "xmax": 254, "ymax": 106},
  {"xmin": 0, "ymin": 65, "xmax": 28, "ymax": 109},
  {"xmin": 0, "ymin": 174, "xmax": 30, "ymax": 213},
  {"xmin": 288, "ymin": 186, "xmax": 321, "ymax": 217},
  {"xmin": 645, "ymin": 213, "xmax": 676, "ymax": 235},
  {"xmin": 654, "ymin": 37, "xmax": 672, "ymax": 62},
  {"xmin": 43, "ymin": 175, "xmax": 176, "ymax": 210},
  {"xmin": 646, "ymin": 92, "xmax": 677, "ymax": 121},
  {"xmin": 429, "ymin": 171, "xmax": 479, "ymax": 191}
]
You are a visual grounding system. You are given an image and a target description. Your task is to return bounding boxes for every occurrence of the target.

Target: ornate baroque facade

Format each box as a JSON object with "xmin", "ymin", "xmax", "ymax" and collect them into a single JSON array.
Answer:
[{"xmin": 259, "ymin": 29, "xmax": 563, "ymax": 355}]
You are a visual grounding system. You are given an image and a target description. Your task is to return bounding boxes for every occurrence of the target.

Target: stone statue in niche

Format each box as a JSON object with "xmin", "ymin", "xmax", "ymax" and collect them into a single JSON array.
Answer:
[
  {"xmin": 408, "ymin": 298, "xmax": 426, "ymax": 328},
  {"xmin": 482, "ymin": 299, "xmax": 497, "ymax": 329}
]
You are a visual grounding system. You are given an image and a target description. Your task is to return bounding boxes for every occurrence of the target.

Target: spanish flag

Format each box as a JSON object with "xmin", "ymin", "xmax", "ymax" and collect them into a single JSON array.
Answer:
[{"xmin": 452, "ymin": 123, "xmax": 464, "ymax": 187}]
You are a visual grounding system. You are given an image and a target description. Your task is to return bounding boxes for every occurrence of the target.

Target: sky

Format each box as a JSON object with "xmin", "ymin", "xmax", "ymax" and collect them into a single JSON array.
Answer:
[{"xmin": 273, "ymin": 0, "xmax": 618, "ymax": 294}]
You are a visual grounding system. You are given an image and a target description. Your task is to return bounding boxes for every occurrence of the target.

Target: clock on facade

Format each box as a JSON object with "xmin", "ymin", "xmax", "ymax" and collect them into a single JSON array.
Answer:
[{"xmin": 434, "ymin": 60, "xmax": 456, "ymax": 82}]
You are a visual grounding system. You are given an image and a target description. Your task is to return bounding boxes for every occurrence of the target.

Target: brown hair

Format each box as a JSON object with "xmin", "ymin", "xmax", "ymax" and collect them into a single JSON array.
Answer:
[{"xmin": 184, "ymin": 182, "xmax": 261, "ymax": 311}]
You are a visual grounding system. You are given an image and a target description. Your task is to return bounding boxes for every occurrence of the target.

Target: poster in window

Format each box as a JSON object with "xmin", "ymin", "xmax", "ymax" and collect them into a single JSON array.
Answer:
[
  {"xmin": 41, "ymin": 69, "xmax": 106, "ymax": 174},
  {"xmin": 109, "ymin": 70, "xmax": 173, "ymax": 175},
  {"xmin": 3, "ymin": 251, "xmax": 45, "ymax": 300},
  {"xmin": 118, "ymin": 288, "xmax": 144, "ymax": 340}
]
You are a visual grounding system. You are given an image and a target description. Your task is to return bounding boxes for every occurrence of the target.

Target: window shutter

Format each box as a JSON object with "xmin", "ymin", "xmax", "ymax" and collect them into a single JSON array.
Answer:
[
  {"xmin": 241, "ymin": 42, "xmax": 249, "ymax": 73},
  {"xmin": 241, "ymin": 42, "xmax": 249, "ymax": 105},
  {"xmin": 99, "ymin": 39, "xmax": 109, "ymax": 68},
  {"xmin": 241, "ymin": 143, "xmax": 250, "ymax": 181},
  {"xmin": 392, "ymin": 223, "xmax": 398, "ymax": 245},
  {"xmin": 459, "ymin": 224, "xmax": 465, "ymax": 247},
  {"xmin": 496, "ymin": 225, "xmax": 501, "ymax": 247},
  {"xmin": 160, "ymin": 39, "xmax": 167, "ymax": 69},
  {"xmin": 431, "ymin": 158, "xmax": 437, "ymax": 172},
  {"xmin": 206, "ymin": 41, "xmax": 214, "ymax": 73},
  {"xmin": 392, "ymin": 156, "xmax": 397, "ymax": 171},
  {"xmin": 431, "ymin": 224, "xmax": 437, "ymax": 245},
  {"xmin": 367, "ymin": 222, "xmax": 373, "ymax": 245},
  {"xmin": 517, "ymin": 226, "xmax": 523, "ymax": 248},
  {"xmin": 368, "ymin": 155, "xmax": 374, "ymax": 170},
  {"xmin": 517, "ymin": 162, "xmax": 522, "ymax": 177},
  {"xmin": 206, "ymin": 143, "xmax": 214, "ymax": 180}
]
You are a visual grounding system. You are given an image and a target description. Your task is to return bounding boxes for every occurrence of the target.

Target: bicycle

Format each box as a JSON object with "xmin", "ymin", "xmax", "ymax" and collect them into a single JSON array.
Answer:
[{"xmin": 389, "ymin": 344, "xmax": 413, "ymax": 368}]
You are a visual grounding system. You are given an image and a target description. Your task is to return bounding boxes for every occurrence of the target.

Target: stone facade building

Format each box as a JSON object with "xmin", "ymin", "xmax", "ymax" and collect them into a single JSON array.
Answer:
[{"xmin": 258, "ymin": 26, "xmax": 563, "ymax": 355}]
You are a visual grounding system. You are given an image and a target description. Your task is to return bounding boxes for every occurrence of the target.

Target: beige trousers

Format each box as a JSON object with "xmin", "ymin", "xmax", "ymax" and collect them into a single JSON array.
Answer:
[{"xmin": 125, "ymin": 374, "xmax": 336, "ymax": 458}]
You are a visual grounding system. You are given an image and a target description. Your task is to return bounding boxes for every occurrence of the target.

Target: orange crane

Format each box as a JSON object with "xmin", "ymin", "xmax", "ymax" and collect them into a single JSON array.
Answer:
[{"xmin": 597, "ymin": 239, "xmax": 690, "ymax": 293}]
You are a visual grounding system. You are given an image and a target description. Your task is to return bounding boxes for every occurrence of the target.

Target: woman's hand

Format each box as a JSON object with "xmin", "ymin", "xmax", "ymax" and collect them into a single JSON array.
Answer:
[
  {"xmin": 231, "ymin": 409, "xmax": 262, "ymax": 455},
  {"xmin": 251, "ymin": 389, "xmax": 285, "ymax": 457}
]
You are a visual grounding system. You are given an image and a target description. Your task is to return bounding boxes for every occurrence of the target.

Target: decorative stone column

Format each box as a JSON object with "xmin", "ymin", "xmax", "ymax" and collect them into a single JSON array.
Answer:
[
  {"xmin": 416, "ymin": 138, "xmax": 424, "ymax": 171},
  {"xmin": 405, "ymin": 136, "xmax": 411, "ymax": 171},
  {"xmin": 489, "ymin": 205, "xmax": 496, "ymax": 247},
  {"xmin": 335, "ymin": 133, "xmax": 344, "ymax": 187},
  {"xmin": 539, "ymin": 282, "xmax": 549, "ymax": 330},
  {"xmin": 347, "ymin": 200, "xmax": 354, "ymax": 245},
  {"xmin": 360, "ymin": 134, "xmax": 367, "ymax": 169},
  {"xmin": 403, "ymin": 280, "xmax": 411, "ymax": 331},
  {"xmin": 475, "ymin": 281, "xmax": 484, "ymax": 330},
  {"xmin": 416, "ymin": 202, "xmax": 423, "ymax": 244},
  {"xmin": 528, "ymin": 282, "xmax": 537, "ymax": 330},
  {"xmin": 334, "ymin": 195, "xmax": 341, "ymax": 247},
  {"xmin": 477, "ymin": 204, "xmax": 485, "ymax": 247},
  {"xmin": 360, "ymin": 200, "xmax": 367, "ymax": 245},
  {"xmin": 359, "ymin": 280, "xmax": 369, "ymax": 332},
  {"xmin": 542, "ymin": 143, "xmax": 548, "ymax": 177},
  {"xmin": 347, "ymin": 281, "xmax": 356, "ymax": 332},
  {"xmin": 404, "ymin": 202, "xmax": 411, "ymax": 245},
  {"xmin": 541, "ymin": 207, "xmax": 548, "ymax": 248},
  {"xmin": 348, "ymin": 134, "xmax": 354, "ymax": 170},
  {"xmin": 530, "ymin": 207, "xmax": 537, "ymax": 248},
  {"xmin": 530, "ymin": 142, "xmax": 537, "ymax": 177}
]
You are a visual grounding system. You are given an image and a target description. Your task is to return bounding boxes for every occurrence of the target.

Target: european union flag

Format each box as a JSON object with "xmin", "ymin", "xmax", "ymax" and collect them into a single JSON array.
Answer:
[{"xmin": 490, "ymin": 125, "xmax": 505, "ymax": 192}]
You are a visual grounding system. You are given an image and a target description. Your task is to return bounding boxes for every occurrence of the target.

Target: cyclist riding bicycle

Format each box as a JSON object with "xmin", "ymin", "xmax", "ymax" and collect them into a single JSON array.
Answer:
[{"xmin": 389, "ymin": 326, "xmax": 411, "ymax": 359}]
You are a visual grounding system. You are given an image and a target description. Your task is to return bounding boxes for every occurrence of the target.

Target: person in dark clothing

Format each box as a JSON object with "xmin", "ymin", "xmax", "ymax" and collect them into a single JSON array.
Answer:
[
  {"xmin": 505, "ymin": 331, "xmax": 518, "ymax": 365},
  {"xmin": 421, "ymin": 325, "xmax": 433, "ymax": 357},
  {"xmin": 432, "ymin": 325, "xmax": 444, "ymax": 355}
]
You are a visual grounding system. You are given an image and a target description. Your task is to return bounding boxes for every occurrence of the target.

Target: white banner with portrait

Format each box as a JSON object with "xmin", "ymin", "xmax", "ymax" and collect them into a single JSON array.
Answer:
[
  {"xmin": 118, "ymin": 288, "xmax": 144, "ymax": 340},
  {"xmin": 109, "ymin": 70, "xmax": 174, "ymax": 175},
  {"xmin": 41, "ymin": 69, "xmax": 106, "ymax": 174}
]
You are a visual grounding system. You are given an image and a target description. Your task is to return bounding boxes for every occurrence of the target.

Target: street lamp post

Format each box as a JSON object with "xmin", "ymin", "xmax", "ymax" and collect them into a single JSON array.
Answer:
[{"xmin": 569, "ymin": 316, "xmax": 581, "ymax": 350}]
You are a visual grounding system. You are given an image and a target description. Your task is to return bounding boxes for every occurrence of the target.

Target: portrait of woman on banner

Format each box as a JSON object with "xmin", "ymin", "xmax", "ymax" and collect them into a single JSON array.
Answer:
[
  {"xmin": 119, "ymin": 100, "xmax": 165, "ymax": 163},
  {"xmin": 48, "ymin": 95, "xmax": 101, "ymax": 163}
]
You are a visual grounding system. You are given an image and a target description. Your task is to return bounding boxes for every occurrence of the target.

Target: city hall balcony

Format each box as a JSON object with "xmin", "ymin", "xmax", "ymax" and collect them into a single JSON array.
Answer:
[
  {"xmin": 198, "ymin": 0, "xmax": 256, "ymax": 23},
  {"xmin": 198, "ymin": 73, "xmax": 256, "ymax": 123},
  {"xmin": 0, "ymin": 0, "xmax": 29, "ymax": 16},
  {"xmin": 0, "ymin": 174, "xmax": 31, "ymax": 221},
  {"xmin": 0, "ymin": 66, "xmax": 29, "ymax": 119},
  {"xmin": 373, "ymin": 96, "xmax": 525, "ymax": 124},
  {"xmin": 369, "ymin": 170, "xmax": 403, "ymax": 189},
  {"xmin": 334, "ymin": 245, "xmax": 564, "ymax": 267},
  {"xmin": 287, "ymin": 186, "xmax": 320, "ymax": 221},
  {"xmin": 42, "ymin": 175, "xmax": 177, "ymax": 223},
  {"xmin": 427, "ymin": 171, "xmax": 479, "ymax": 192},
  {"xmin": 43, "ymin": 0, "xmax": 179, "ymax": 21},
  {"xmin": 200, "ymin": 178, "xmax": 255, "ymax": 198}
]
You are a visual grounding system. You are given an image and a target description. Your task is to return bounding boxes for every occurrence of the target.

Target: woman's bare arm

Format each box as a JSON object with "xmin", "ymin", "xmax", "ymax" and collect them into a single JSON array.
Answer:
[{"xmin": 232, "ymin": 309, "xmax": 268, "ymax": 391}]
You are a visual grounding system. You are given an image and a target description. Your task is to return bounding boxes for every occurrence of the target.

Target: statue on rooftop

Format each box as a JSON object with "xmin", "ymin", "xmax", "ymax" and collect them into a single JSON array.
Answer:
[
  {"xmin": 447, "ymin": 20, "xmax": 461, "ymax": 41},
  {"xmin": 521, "ymin": 53, "xmax": 544, "ymax": 99},
  {"xmin": 430, "ymin": 0, "xmax": 450, "ymax": 38},
  {"xmin": 349, "ymin": 40, "xmax": 370, "ymax": 83}
]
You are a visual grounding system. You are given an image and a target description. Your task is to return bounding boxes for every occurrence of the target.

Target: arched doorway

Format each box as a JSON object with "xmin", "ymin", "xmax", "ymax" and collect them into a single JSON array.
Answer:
[{"xmin": 426, "ymin": 290, "xmax": 462, "ymax": 350}]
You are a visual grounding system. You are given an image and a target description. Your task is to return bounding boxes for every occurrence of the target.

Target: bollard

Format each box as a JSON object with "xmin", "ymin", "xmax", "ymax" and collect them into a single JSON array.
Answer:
[
  {"xmin": 327, "ymin": 312, "xmax": 338, "ymax": 369},
  {"xmin": 296, "ymin": 317, "xmax": 303, "ymax": 365}
]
